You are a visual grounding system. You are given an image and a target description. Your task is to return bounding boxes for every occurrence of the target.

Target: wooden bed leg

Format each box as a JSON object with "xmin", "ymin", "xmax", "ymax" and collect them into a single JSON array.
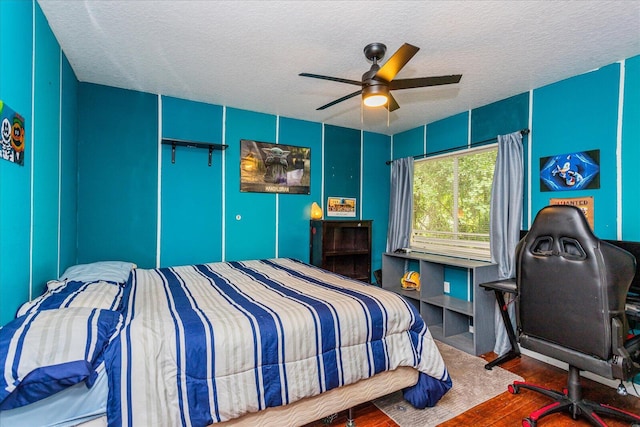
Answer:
[{"xmin": 345, "ymin": 407, "xmax": 355, "ymax": 427}]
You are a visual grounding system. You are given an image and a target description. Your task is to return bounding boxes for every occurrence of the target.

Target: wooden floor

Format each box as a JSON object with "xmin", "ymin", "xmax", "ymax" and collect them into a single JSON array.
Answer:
[{"xmin": 305, "ymin": 352, "xmax": 640, "ymax": 427}]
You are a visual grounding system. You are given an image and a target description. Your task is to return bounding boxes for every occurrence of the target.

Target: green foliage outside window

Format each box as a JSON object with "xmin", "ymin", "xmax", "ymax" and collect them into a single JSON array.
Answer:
[{"xmin": 412, "ymin": 146, "xmax": 497, "ymax": 258}]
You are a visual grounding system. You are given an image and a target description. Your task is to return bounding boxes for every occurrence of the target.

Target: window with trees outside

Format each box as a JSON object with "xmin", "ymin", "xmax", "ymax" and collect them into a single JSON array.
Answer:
[{"xmin": 412, "ymin": 145, "xmax": 497, "ymax": 261}]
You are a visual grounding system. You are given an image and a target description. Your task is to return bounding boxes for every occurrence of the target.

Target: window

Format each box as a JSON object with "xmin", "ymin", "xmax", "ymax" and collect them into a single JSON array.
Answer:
[{"xmin": 412, "ymin": 145, "xmax": 497, "ymax": 261}]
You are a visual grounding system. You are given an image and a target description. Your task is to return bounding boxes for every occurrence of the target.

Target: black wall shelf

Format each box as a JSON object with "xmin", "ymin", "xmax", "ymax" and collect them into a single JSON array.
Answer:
[{"xmin": 161, "ymin": 138, "xmax": 228, "ymax": 166}]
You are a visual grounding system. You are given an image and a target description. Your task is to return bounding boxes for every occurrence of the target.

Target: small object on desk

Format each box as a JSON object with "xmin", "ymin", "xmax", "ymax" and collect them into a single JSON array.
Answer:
[{"xmin": 479, "ymin": 278, "xmax": 521, "ymax": 370}]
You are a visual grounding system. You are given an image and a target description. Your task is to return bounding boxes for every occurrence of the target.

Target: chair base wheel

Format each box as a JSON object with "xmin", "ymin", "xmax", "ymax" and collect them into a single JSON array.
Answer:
[{"xmin": 511, "ymin": 368, "xmax": 640, "ymax": 427}]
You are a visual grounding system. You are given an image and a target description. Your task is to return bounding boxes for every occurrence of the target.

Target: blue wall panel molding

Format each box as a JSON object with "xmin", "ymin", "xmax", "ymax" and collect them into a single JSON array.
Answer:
[
  {"xmin": 426, "ymin": 111, "xmax": 469, "ymax": 154},
  {"xmin": 362, "ymin": 131, "xmax": 391, "ymax": 278},
  {"xmin": 0, "ymin": 0, "xmax": 35, "ymax": 324},
  {"xmin": 160, "ymin": 96, "xmax": 224, "ymax": 267},
  {"xmin": 323, "ymin": 125, "xmax": 361, "ymax": 212},
  {"xmin": 622, "ymin": 56, "xmax": 640, "ymax": 241},
  {"xmin": 59, "ymin": 55, "xmax": 78, "ymax": 275},
  {"xmin": 277, "ymin": 117, "xmax": 322, "ymax": 262},
  {"xmin": 32, "ymin": 5, "xmax": 61, "ymax": 294},
  {"xmin": 531, "ymin": 63, "xmax": 620, "ymax": 238},
  {"xmin": 470, "ymin": 92, "xmax": 529, "ymax": 144},
  {"xmin": 77, "ymin": 84, "xmax": 158, "ymax": 268},
  {"xmin": 0, "ymin": 1, "xmax": 76, "ymax": 324},
  {"xmin": 224, "ymin": 108, "xmax": 277, "ymax": 261},
  {"xmin": 470, "ymin": 92, "xmax": 530, "ymax": 230},
  {"xmin": 392, "ymin": 126, "xmax": 424, "ymax": 160}
]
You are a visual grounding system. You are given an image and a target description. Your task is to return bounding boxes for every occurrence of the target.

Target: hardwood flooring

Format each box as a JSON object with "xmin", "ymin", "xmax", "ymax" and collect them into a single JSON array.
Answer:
[{"xmin": 305, "ymin": 352, "xmax": 640, "ymax": 426}]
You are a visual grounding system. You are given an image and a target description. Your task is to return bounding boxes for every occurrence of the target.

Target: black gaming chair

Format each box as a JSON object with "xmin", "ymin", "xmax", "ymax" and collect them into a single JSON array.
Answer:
[{"xmin": 510, "ymin": 205, "xmax": 640, "ymax": 427}]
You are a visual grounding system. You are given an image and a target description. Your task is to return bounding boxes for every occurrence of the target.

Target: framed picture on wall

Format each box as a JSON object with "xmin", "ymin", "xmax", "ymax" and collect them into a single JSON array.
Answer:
[
  {"xmin": 327, "ymin": 197, "xmax": 356, "ymax": 217},
  {"xmin": 539, "ymin": 149, "xmax": 600, "ymax": 192},
  {"xmin": 240, "ymin": 139, "xmax": 310, "ymax": 194}
]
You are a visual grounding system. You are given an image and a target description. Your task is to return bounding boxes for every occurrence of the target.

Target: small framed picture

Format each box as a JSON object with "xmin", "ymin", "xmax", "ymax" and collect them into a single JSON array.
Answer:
[{"xmin": 327, "ymin": 197, "xmax": 356, "ymax": 217}]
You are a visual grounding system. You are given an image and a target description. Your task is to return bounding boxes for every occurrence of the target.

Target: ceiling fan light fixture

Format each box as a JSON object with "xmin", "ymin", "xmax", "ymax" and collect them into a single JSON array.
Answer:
[
  {"xmin": 300, "ymin": 42, "xmax": 462, "ymax": 112},
  {"xmin": 362, "ymin": 84, "xmax": 388, "ymax": 108}
]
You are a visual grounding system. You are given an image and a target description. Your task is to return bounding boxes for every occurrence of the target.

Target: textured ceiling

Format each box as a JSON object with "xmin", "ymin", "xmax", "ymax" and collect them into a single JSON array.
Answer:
[{"xmin": 37, "ymin": 1, "xmax": 640, "ymax": 136}]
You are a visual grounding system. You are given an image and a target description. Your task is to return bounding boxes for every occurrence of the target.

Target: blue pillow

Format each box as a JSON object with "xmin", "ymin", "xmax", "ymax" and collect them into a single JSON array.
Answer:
[{"xmin": 0, "ymin": 308, "xmax": 121, "ymax": 410}]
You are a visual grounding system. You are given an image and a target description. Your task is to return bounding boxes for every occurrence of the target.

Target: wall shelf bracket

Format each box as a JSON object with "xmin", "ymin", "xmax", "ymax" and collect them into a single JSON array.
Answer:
[{"xmin": 161, "ymin": 138, "xmax": 228, "ymax": 166}]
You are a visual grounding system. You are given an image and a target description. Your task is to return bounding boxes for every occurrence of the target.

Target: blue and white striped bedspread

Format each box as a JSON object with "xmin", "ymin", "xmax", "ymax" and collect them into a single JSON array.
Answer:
[{"xmin": 105, "ymin": 258, "xmax": 451, "ymax": 426}]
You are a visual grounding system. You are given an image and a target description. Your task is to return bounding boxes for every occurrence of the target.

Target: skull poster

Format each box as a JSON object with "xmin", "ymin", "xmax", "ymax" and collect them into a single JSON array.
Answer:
[{"xmin": 0, "ymin": 100, "xmax": 25, "ymax": 166}]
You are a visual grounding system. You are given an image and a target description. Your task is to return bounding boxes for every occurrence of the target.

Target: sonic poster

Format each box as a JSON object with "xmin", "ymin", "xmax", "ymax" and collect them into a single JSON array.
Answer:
[
  {"xmin": 240, "ymin": 139, "xmax": 310, "ymax": 194},
  {"xmin": 539, "ymin": 150, "xmax": 600, "ymax": 192},
  {"xmin": 0, "ymin": 100, "xmax": 26, "ymax": 166}
]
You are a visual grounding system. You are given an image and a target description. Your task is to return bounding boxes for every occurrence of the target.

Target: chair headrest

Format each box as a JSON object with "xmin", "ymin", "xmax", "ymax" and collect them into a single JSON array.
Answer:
[{"xmin": 527, "ymin": 205, "xmax": 596, "ymax": 248}]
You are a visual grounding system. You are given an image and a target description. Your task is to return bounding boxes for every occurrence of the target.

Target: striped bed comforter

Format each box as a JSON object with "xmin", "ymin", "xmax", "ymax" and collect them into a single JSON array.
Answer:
[{"xmin": 105, "ymin": 258, "xmax": 451, "ymax": 427}]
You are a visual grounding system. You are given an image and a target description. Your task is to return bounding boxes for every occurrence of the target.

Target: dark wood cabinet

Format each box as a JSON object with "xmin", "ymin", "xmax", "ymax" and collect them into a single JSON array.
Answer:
[{"xmin": 310, "ymin": 220, "xmax": 372, "ymax": 282}]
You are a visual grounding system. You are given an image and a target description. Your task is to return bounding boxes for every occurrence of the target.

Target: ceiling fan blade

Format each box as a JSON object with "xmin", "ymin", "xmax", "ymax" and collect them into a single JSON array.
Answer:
[
  {"xmin": 375, "ymin": 43, "xmax": 420, "ymax": 82},
  {"xmin": 390, "ymin": 74, "xmax": 462, "ymax": 90},
  {"xmin": 386, "ymin": 93, "xmax": 400, "ymax": 112},
  {"xmin": 316, "ymin": 89, "xmax": 363, "ymax": 110},
  {"xmin": 299, "ymin": 73, "xmax": 362, "ymax": 86}
]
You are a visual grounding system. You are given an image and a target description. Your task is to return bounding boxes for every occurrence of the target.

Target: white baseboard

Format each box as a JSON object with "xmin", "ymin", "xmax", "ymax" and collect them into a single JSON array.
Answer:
[{"xmin": 521, "ymin": 348, "xmax": 640, "ymax": 398}]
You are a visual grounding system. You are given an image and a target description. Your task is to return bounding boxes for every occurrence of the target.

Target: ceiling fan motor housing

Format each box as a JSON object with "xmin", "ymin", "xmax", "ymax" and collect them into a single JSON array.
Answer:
[
  {"xmin": 300, "ymin": 42, "xmax": 462, "ymax": 112},
  {"xmin": 362, "ymin": 63, "xmax": 390, "ymax": 106}
]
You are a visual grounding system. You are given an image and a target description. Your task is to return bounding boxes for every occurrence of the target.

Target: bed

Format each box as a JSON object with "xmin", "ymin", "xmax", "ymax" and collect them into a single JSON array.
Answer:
[{"xmin": 1, "ymin": 258, "xmax": 451, "ymax": 427}]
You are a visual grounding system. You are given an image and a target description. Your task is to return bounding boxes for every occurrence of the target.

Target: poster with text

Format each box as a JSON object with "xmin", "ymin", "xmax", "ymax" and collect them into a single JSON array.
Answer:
[
  {"xmin": 240, "ymin": 139, "xmax": 310, "ymax": 194},
  {"xmin": 550, "ymin": 196, "xmax": 594, "ymax": 229}
]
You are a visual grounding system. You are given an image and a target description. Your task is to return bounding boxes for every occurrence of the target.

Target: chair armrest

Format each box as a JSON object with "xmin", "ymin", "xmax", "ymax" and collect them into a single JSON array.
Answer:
[
  {"xmin": 611, "ymin": 318, "xmax": 640, "ymax": 380},
  {"xmin": 479, "ymin": 279, "xmax": 518, "ymax": 294}
]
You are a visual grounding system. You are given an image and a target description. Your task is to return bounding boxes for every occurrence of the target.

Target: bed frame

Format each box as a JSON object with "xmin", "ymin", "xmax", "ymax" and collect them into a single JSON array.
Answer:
[
  {"xmin": 218, "ymin": 366, "xmax": 418, "ymax": 426},
  {"xmin": 78, "ymin": 367, "xmax": 418, "ymax": 427}
]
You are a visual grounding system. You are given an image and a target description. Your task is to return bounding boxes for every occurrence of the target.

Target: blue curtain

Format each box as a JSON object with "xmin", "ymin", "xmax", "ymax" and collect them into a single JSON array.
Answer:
[
  {"xmin": 386, "ymin": 157, "xmax": 414, "ymax": 253},
  {"xmin": 489, "ymin": 131, "xmax": 524, "ymax": 355}
]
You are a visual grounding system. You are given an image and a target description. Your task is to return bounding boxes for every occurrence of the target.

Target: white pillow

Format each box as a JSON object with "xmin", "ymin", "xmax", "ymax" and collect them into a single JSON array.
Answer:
[
  {"xmin": 59, "ymin": 261, "xmax": 136, "ymax": 285},
  {"xmin": 0, "ymin": 308, "xmax": 121, "ymax": 410},
  {"xmin": 17, "ymin": 281, "xmax": 124, "ymax": 317}
]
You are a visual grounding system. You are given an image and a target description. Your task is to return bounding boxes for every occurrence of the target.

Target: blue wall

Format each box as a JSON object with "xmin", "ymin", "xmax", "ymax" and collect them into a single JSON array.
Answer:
[
  {"xmin": 622, "ymin": 56, "xmax": 640, "ymax": 241},
  {"xmin": 160, "ymin": 96, "xmax": 224, "ymax": 266},
  {"xmin": 0, "ymin": 1, "xmax": 78, "ymax": 324},
  {"xmin": 77, "ymin": 84, "xmax": 158, "ymax": 268},
  {"xmin": 362, "ymin": 131, "xmax": 391, "ymax": 272},
  {"xmin": 392, "ymin": 58, "xmax": 638, "ymax": 300},
  {"xmin": 76, "ymin": 93, "xmax": 389, "ymax": 271},
  {"xmin": 1, "ymin": 2, "xmax": 638, "ymax": 330},
  {"xmin": 531, "ymin": 63, "xmax": 620, "ymax": 237}
]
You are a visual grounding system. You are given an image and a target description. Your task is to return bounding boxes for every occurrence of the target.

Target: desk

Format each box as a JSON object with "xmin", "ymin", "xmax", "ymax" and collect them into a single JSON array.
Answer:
[{"xmin": 479, "ymin": 278, "xmax": 521, "ymax": 370}]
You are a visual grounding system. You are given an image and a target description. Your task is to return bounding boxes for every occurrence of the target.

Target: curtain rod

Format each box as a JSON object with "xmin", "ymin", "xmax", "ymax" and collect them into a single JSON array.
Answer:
[{"xmin": 385, "ymin": 128, "xmax": 530, "ymax": 165}]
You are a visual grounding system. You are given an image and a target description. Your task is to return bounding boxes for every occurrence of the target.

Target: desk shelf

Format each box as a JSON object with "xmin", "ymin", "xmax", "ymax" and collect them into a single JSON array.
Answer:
[{"xmin": 382, "ymin": 252, "xmax": 498, "ymax": 355}]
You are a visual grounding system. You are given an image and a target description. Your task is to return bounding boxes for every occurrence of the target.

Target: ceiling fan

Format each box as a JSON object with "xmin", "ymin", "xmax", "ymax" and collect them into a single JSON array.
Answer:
[{"xmin": 299, "ymin": 42, "xmax": 462, "ymax": 112}]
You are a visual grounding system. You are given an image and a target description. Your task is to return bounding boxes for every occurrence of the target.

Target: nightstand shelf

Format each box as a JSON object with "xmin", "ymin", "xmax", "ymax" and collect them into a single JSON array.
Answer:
[{"xmin": 310, "ymin": 220, "xmax": 372, "ymax": 283}]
